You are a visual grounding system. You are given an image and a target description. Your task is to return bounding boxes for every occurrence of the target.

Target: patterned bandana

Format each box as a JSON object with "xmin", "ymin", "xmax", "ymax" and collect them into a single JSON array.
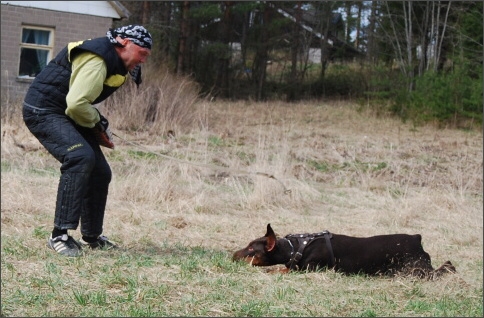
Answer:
[
  {"xmin": 106, "ymin": 25, "xmax": 152, "ymax": 87},
  {"xmin": 106, "ymin": 24, "xmax": 152, "ymax": 49}
]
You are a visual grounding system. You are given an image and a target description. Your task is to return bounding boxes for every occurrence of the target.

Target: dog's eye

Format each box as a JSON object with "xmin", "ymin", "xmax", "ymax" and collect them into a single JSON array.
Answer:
[{"xmin": 248, "ymin": 247, "xmax": 254, "ymax": 252}]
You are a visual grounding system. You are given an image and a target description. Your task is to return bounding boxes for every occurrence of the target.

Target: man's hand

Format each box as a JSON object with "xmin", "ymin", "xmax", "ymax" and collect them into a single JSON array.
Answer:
[
  {"xmin": 93, "ymin": 113, "xmax": 115, "ymax": 149},
  {"xmin": 94, "ymin": 113, "xmax": 109, "ymax": 132}
]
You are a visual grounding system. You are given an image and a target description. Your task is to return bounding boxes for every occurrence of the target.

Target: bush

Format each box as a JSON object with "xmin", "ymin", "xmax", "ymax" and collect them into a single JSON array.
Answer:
[
  {"xmin": 362, "ymin": 60, "xmax": 482, "ymax": 128},
  {"xmin": 392, "ymin": 63, "xmax": 483, "ymax": 128}
]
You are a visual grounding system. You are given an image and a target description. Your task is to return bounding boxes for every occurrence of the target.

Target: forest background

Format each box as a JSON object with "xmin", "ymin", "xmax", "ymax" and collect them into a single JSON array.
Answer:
[{"xmin": 114, "ymin": 1, "xmax": 482, "ymax": 128}]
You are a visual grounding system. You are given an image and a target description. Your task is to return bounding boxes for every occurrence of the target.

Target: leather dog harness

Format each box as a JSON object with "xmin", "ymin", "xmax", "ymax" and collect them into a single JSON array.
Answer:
[{"xmin": 284, "ymin": 230, "xmax": 335, "ymax": 271}]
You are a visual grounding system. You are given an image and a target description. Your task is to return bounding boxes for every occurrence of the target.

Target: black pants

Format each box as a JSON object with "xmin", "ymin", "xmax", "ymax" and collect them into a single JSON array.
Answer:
[{"xmin": 23, "ymin": 105, "xmax": 112, "ymax": 237}]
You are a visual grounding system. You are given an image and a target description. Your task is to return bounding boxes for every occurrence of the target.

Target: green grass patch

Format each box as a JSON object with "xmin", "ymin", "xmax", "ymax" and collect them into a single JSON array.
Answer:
[{"xmin": 3, "ymin": 232, "xmax": 480, "ymax": 317}]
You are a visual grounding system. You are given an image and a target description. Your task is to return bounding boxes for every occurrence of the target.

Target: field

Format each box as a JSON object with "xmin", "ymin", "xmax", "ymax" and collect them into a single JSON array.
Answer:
[{"xmin": 1, "ymin": 100, "xmax": 482, "ymax": 316}]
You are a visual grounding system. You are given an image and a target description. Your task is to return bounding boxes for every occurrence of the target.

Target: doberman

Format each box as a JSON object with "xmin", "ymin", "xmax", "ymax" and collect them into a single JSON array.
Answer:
[{"xmin": 233, "ymin": 224, "xmax": 456, "ymax": 278}]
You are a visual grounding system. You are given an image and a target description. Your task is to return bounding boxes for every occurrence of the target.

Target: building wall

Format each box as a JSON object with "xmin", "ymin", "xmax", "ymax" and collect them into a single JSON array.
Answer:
[{"xmin": 1, "ymin": 4, "xmax": 114, "ymax": 104}]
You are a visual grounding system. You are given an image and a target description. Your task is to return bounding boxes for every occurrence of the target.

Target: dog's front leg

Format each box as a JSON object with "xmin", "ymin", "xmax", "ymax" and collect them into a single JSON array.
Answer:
[{"xmin": 265, "ymin": 266, "xmax": 291, "ymax": 274}]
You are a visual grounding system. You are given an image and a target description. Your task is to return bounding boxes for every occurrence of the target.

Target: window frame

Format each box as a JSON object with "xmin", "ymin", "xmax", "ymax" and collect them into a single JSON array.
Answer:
[{"xmin": 18, "ymin": 25, "xmax": 54, "ymax": 79}]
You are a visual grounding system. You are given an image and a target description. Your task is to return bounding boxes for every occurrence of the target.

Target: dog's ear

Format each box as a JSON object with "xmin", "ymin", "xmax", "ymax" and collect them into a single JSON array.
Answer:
[
  {"xmin": 265, "ymin": 224, "xmax": 276, "ymax": 252},
  {"xmin": 265, "ymin": 224, "xmax": 274, "ymax": 237}
]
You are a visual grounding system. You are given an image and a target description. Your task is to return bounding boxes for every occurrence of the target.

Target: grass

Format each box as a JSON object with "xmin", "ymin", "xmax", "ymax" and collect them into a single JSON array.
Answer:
[{"xmin": 1, "ymin": 100, "xmax": 482, "ymax": 316}]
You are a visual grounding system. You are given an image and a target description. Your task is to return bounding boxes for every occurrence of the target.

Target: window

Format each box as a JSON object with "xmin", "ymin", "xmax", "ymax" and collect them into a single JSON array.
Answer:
[{"xmin": 18, "ymin": 26, "xmax": 54, "ymax": 78}]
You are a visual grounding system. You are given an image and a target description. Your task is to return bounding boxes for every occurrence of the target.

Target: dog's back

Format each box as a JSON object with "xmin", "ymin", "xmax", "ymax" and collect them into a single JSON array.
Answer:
[{"xmin": 322, "ymin": 233, "xmax": 432, "ymax": 275}]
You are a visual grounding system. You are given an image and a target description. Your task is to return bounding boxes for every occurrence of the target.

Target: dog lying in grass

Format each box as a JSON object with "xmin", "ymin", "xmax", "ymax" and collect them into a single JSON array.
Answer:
[{"xmin": 233, "ymin": 224, "xmax": 456, "ymax": 279}]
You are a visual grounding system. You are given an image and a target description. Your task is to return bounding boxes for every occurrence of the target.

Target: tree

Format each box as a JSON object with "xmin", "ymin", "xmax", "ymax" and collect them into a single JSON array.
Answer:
[
  {"xmin": 251, "ymin": 3, "xmax": 272, "ymax": 100},
  {"xmin": 176, "ymin": 1, "xmax": 190, "ymax": 75},
  {"xmin": 313, "ymin": 2, "xmax": 337, "ymax": 83},
  {"xmin": 288, "ymin": 1, "xmax": 303, "ymax": 101},
  {"xmin": 213, "ymin": 2, "xmax": 234, "ymax": 98},
  {"xmin": 365, "ymin": 0, "xmax": 379, "ymax": 64}
]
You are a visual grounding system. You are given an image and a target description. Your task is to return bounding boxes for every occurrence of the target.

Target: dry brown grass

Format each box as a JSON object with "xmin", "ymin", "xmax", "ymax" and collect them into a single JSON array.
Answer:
[{"xmin": 1, "ymin": 99, "xmax": 482, "ymax": 316}]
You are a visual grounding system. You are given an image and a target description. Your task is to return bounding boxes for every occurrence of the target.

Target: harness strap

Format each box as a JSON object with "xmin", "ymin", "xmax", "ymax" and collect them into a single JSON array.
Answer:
[
  {"xmin": 323, "ymin": 231, "xmax": 335, "ymax": 268},
  {"xmin": 285, "ymin": 237, "xmax": 306, "ymax": 270},
  {"xmin": 285, "ymin": 230, "xmax": 335, "ymax": 270},
  {"xmin": 284, "ymin": 238, "xmax": 297, "ymax": 270}
]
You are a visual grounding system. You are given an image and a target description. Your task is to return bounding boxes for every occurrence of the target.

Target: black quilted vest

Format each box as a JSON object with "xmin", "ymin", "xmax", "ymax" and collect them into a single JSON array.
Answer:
[{"xmin": 24, "ymin": 37, "xmax": 127, "ymax": 113}]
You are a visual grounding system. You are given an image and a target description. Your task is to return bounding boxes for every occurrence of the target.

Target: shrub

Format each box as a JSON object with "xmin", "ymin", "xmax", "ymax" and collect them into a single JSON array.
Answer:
[
  {"xmin": 362, "ymin": 60, "xmax": 482, "ymax": 128},
  {"xmin": 392, "ymin": 62, "xmax": 483, "ymax": 128}
]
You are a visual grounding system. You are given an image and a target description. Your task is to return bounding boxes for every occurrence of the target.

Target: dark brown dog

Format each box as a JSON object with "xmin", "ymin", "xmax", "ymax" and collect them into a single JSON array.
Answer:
[{"xmin": 233, "ymin": 224, "xmax": 456, "ymax": 278}]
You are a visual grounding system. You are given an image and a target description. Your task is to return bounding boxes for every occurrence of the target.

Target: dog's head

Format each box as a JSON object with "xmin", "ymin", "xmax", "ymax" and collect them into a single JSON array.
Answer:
[{"xmin": 232, "ymin": 224, "xmax": 280, "ymax": 266}]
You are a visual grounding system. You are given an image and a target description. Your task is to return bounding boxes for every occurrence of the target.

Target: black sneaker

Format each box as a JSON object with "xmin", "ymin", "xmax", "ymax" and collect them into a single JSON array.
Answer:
[
  {"xmin": 79, "ymin": 235, "xmax": 118, "ymax": 250},
  {"xmin": 47, "ymin": 234, "xmax": 82, "ymax": 257}
]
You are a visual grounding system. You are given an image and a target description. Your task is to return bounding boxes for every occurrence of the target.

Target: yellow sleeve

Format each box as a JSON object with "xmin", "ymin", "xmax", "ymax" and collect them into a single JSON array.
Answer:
[{"xmin": 65, "ymin": 52, "xmax": 107, "ymax": 128}]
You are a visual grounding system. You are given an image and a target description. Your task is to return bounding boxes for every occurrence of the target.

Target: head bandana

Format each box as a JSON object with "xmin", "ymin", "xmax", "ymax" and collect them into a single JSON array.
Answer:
[
  {"xmin": 106, "ymin": 24, "xmax": 152, "ymax": 49},
  {"xmin": 106, "ymin": 25, "xmax": 152, "ymax": 87}
]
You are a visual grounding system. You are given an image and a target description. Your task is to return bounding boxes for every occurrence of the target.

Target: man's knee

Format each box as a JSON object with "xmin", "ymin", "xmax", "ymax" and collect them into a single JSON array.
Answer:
[
  {"xmin": 96, "ymin": 161, "xmax": 112, "ymax": 184},
  {"xmin": 62, "ymin": 146, "xmax": 96, "ymax": 173}
]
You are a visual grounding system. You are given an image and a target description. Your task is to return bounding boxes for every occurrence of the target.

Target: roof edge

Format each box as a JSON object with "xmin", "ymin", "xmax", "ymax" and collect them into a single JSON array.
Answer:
[{"xmin": 108, "ymin": 1, "xmax": 130, "ymax": 20}]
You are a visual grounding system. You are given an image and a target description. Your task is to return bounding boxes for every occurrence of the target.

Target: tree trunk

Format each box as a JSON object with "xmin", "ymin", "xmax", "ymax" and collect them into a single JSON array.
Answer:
[
  {"xmin": 366, "ymin": 1, "xmax": 378, "ymax": 64},
  {"xmin": 383, "ymin": 1, "xmax": 407, "ymax": 77},
  {"xmin": 141, "ymin": 1, "xmax": 150, "ymax": 25},
  {"xmin": 252, "ymin": 5, "xmax": 271, "ymax": 101},
  {"xmin": 403, "ymin": 1, "xmax": 414, "ymax": 91},
  {"xmin": 215, "ymin": 2, "xmax": 233, "ymax": 98},
  {"xmin": 355, "ymin": 1, "xmax": 362, "ymax": 50},
  {"xmin": 288, "ymin": 1, "xmax": 302, "ymax": 101},
  {"xmin": 345, "ymin": 2, "xmax": 352, "ymax": 43},
  {"xmin": 176, "ymin": 1, "xmax": 190, "ymax": 75},
  {"xmin": 160, "ymin": 2, "xmax": 172, "ymax": 58},
  {"xmin": 319, "ymin": 2, "xmax": 333, "ymax": 87},
  {"xmin": 417, "ymin": 2, "xmax": 431, "ymax": 76},
  {"xmin": 434, "ymin": 1, "xmax": 452, "ymax": 72}
]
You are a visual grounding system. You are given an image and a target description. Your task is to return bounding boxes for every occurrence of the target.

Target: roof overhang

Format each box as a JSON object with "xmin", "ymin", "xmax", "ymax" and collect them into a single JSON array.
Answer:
[{"xmin": 1, "ymin": 1, "xmax": 130, "ymax": 19}]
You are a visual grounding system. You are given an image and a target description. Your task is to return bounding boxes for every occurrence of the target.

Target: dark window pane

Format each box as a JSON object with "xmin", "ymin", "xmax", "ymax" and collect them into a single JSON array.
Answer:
[
  {"xmin": 22, "ymin": 29, "xmax": 50, "ymax": 45},
  {"xmin": 19, "ymin": 48, "xmax": 48, "ymax": 77}
]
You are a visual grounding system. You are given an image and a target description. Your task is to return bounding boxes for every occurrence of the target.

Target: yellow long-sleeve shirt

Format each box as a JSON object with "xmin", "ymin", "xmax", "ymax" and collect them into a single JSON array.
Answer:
[{"xmin": 65, "ymin": 52, "xmax": 107, "ymax": 128}]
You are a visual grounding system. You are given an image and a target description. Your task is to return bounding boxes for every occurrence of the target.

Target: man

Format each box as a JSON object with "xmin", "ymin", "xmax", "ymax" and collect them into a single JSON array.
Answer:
[{"xmin": 22, "ymin": 25, "xmax": 152, "ymax": 257}]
